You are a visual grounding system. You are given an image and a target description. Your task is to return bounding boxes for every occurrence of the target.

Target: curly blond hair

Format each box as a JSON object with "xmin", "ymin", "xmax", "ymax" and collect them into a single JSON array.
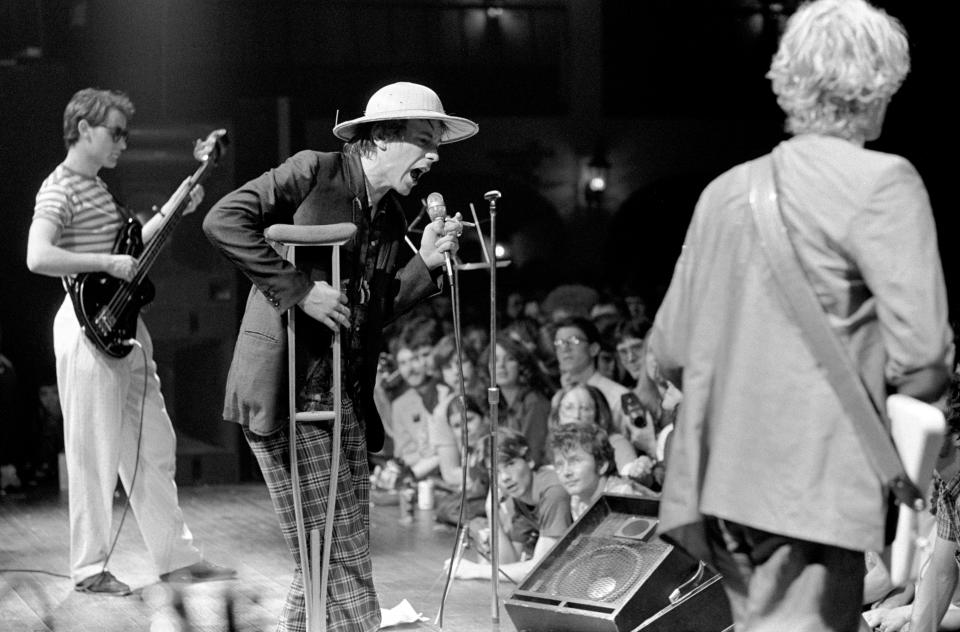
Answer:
[{"xmin": 767, "ymin": 0, "xmax": 910, "ymax": 140}]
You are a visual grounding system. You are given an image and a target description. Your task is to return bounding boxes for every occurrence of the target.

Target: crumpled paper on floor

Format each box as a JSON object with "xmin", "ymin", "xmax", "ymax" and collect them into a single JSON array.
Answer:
[{"xmin": 379, "ymin": 598, "xmax": 428, "ymax": 628}]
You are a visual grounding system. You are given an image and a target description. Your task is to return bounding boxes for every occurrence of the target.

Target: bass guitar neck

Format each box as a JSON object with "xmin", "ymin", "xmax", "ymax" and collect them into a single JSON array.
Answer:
[{"xmin": 68, "ymin": 129, "xmax": 229, "ymax": 358}]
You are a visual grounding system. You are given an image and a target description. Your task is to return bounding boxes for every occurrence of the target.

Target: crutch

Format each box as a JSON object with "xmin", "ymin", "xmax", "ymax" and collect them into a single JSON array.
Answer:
[{"xmin": 264, "ymin": 222, "xmax": 358, "ymax": 632}]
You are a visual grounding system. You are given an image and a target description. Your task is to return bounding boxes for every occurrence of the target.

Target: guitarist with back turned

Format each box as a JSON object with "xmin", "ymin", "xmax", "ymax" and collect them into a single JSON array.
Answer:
[{"xmin": 26, "ymin": 88, "xmax": 235, "ymax": 595}]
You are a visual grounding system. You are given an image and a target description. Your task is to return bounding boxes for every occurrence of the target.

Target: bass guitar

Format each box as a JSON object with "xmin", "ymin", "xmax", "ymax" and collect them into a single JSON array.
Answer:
[
  {"xmin": 887, "ymin": 392, "xmax": 947, "ymax": 587},
  {"xmin": 68, "ymin": 128, "xmax": 229, "ymax": 358}
]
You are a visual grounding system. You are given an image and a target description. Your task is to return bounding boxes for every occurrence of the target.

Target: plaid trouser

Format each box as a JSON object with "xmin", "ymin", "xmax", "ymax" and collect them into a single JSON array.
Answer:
[{"xmin": 244, "ymin": 400, "xmax": 380, "ymax": 632}]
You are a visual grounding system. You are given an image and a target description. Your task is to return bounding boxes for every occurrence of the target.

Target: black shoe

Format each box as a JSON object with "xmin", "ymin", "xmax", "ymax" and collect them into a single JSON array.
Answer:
[
  {"xmin": 75, "ymin": 571, "xmax": 132, "ymax": 596},
  {"xmin": 160, "ymin": 560, "xmax": 237, "ymax": 583}
]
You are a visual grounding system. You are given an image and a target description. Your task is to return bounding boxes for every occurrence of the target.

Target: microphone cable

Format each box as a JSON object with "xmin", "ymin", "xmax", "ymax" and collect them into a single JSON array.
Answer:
[
  {"xmin": 98, "ymin": 337, "xmax": 148, "ymax": 578},
  {"xmin": 0, "ymin": 338, "xmax": 148, "ymax": 584},
  {"xmin": 434, "ymin": 262, "xmax": 475, "ymax": 629}
]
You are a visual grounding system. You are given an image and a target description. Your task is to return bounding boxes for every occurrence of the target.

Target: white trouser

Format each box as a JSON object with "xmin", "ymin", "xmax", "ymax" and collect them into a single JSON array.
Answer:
[{"xmin": 54, "ymin": 298, "xmax": 201, "ymax": 583}]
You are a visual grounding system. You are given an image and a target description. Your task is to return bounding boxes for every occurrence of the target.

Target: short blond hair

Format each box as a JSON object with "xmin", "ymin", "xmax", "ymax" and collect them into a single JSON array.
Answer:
[{"xmin": 767, "ymin": 0, "xmax": 909, "ymax": 139}]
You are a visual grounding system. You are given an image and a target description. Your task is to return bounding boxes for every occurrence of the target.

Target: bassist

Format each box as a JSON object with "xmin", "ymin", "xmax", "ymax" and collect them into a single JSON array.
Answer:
[{"xmin": 26, "ymin": 88, "xmax": 234, "ymax": 595}]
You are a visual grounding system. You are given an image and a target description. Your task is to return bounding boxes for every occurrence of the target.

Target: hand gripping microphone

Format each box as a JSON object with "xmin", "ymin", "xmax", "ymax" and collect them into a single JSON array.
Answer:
[{"xmin": 426, "ymin": 192, "xmax": 455, "ymax": 283}]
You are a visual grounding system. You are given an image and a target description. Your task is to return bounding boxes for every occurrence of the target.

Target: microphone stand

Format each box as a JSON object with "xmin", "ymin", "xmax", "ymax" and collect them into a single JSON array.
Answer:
[
  {"xmin": 435, "ymin": 257, "xmax": 472, "ymax": 630},
  {"xmin": 433, "ymin": 192, "xmax": 508, "ymax": 630},
  {"xmin": 483, "ymin": 190, "xmax": 503, "ymax": 625}
]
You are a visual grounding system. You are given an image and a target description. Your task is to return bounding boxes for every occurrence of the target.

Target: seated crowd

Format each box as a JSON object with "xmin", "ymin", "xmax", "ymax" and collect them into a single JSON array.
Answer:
[
  {"xmin": 370, "ymin": 279, "xmax": 960, "ymax": 632},
  {"xmin": 369, "ymin": 282, "xmax": 681, "ymax": 581}
]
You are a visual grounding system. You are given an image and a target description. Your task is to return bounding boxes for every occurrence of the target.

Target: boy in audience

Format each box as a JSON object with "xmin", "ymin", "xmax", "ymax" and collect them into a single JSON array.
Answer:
[
  {"xmin": 550, "ymin": 423, "xmax": 656, "ymax": 521},
  {"xmin": 448, "ymin": 429, "xmax": 571, "ymax": 583}
]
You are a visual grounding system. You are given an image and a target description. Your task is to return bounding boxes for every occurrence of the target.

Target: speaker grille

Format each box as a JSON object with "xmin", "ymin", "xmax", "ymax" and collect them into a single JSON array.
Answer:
[{"xmin": 540, "ymin": 535, "xmax": 671, "ymax": 603}]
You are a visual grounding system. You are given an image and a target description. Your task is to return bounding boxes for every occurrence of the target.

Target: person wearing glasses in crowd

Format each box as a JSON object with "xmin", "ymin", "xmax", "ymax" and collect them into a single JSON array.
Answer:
[
  {"xmin": 26, "ymin": 88, "xmax": 235, "ymax": 596},
  {"xmin": 549, "ymin": 316, "xmax": 657, "ymax": 460},
  {"xmin": 548, "ymin": 382, "xmax": 637, "ymax": 474}
]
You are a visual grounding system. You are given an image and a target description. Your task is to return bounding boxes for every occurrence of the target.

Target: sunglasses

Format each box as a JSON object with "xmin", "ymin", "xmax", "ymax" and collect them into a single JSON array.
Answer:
[{"xmin": 96, "ymin": 124, "xmax": 129, "ymax": 143}]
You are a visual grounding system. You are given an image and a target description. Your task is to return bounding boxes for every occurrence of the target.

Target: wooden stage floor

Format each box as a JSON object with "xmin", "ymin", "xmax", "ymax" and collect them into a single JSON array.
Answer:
[{"xmin": 0, "ymin": 483, "xmax": 518, "ymax": 632}]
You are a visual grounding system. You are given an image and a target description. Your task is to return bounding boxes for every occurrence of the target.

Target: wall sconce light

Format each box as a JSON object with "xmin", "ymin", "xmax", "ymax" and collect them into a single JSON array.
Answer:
[{"xmin": 583, "ymin": 147, "xmax": 610, "ymax": 207}]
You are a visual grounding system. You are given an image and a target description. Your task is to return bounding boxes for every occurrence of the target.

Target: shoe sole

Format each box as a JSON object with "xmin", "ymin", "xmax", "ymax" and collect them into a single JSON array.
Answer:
[
  {"xmin": 74, "ymin": 586, "xmax": 132, "ymax": 596},
  {"xmin": 160, "ymin": 573, "xmax": 237, "ymax": 583}
]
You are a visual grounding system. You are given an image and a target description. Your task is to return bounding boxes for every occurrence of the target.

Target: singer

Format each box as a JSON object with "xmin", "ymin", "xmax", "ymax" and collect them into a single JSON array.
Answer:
[
  {"xmin": 647, "ymin": 1, "xmax": 952, "ymax": 631},
  {"xmin": 202, "ymin": 81, "xmax": 477, "ymax": 632}
]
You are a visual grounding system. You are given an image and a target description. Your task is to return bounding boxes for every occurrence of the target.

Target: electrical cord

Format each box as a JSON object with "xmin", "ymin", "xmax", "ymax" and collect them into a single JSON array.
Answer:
[
  {"xmin": 435, "ymin": 267, "xmax": 476, "ymax": 629},
  {"xmin": 0, "ymin": 569, "xmax": 70, "ymax": 579},
  {"xmin": 0, "ymin": 338, "xmax": 147, "ymax": 583},
  {"xmin": 98, "ymin": 338, "xmax": 148, "ymax": 578}
]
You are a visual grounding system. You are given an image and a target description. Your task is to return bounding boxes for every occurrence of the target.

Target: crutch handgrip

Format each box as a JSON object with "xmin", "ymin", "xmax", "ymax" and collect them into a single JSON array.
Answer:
[
  {"xmin": 265, "ymin": 223, "xmax": 357, "ymax": 246},
  {"xmin": 296, "ymin": 411, "xmax": 336, "ymax": 423}
]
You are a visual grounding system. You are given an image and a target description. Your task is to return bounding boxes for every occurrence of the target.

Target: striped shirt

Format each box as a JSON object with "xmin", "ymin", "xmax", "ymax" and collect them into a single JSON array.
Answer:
[{"xmin": 33, "ymin": 163, "xmax": 128, "ymax": 254}]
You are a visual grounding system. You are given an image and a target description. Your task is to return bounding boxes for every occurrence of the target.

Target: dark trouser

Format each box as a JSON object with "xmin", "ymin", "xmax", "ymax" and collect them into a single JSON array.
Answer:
[
  {"xmin": 704, "ymin": 516, "xmax": 865, "ymax": 632},
  {"xmin": 244, "ymin": 400, "xmax": 380, "ymax": 632}
]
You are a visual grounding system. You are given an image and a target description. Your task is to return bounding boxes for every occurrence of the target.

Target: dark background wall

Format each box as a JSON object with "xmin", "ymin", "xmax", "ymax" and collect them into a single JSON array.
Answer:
[{"xmin": 1, "ymin": 0, "xmax": 954, "ymax": 481}]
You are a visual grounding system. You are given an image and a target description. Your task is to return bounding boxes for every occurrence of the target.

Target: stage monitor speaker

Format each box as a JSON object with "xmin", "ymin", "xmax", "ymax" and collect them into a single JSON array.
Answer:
[{"xmin": 504, "ymin": 494, "xmax": 733, "ymax": 632}]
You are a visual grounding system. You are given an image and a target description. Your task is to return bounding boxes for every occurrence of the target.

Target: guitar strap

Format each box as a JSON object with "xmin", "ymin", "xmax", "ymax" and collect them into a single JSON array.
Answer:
[{"xmin": 747, "ymin": 155, "xmax": 922, "ymax": 509}]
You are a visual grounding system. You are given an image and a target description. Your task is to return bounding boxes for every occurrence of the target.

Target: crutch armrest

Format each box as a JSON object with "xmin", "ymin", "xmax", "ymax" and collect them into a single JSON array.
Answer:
[{"xmin": 265, "ymin": 223, "xmax": 357, "ymax": 246}]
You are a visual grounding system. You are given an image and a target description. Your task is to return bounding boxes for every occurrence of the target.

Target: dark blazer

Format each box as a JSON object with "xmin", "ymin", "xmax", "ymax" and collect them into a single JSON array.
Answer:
[{"xmin": 203, "ymin": 149, "xmax": 439, "ymax": 451}]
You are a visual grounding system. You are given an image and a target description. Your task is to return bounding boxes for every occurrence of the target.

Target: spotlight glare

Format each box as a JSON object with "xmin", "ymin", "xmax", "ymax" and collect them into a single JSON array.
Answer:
[{"xmin": 588, "ymin": 176, "xmax": 607, "ymax": 193}]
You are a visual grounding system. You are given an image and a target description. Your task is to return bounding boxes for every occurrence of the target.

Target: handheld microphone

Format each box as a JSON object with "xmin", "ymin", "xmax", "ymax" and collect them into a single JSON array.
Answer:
[
  {"xmin": 426, "ymin": 192, "xmax": 455, "ymax": 283},
  {"xmin": 621, "ymin": 391, "xmax": 647, "ymax": 428}
]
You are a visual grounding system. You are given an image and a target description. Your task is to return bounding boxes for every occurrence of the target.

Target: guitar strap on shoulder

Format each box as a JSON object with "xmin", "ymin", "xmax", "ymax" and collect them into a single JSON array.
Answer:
[{"xmin": 747, "ymin": 156, "xmax": 923, "ymax": 509}]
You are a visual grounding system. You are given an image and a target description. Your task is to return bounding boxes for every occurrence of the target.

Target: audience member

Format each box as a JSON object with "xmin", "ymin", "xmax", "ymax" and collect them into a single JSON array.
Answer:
[
  {"xmin": 447, "ymin": 428, "xmax": 571, "ymax": 583},
  {"xmin": 503, "ymin": 316, "xmax": 558, "ymax": 385},
  {"xmin": 462, "ymin": 322, "xmax": 490, "ymax": 365},
  {"xmin": 620, "ymin": 282, "xmax": 651, "ymax": 329},
  {"xmin": 388, "ymin": 318, "xmax": 449, "ymax": 479},
  {"xmin": 0, "ymin": 323, "xmax": 25, "ymax": 494},
  {"xmin": 614, "ymin": 320, "xmax": 681, "ymax": 470},
  {"xmin": 433, "ymin": 333, "xmax": 486, "ymax": 403},
  {"xmin": 504, "ymin": 290, "xmax": 527, "ymax": 324},
  {"xmin": 34, "ymin": 382, "xmax": 65, "ymax": 487},
  {"xmin": 541, "ymin": 283, "xmax": 599, "ymax": 323},
  {"xmin": 535, "ymin": 319, "xmax": 561, "ymax": 385},
  {"xmin": 485, "ymin": 335, "xmax": 553, "ymax": 467},
  {"xmin": 522, "ymin": 295, "xmax": 544, "ymax": 323},
  {"xmin": 594, "ymin": 317, "xmax": 624, "ymax": 384},
  {"xmin": 899, "ymin": 369, "xmax": 960, "ymax": 631},
  {"xmin": 550, "ymin": 316, "xmax": 656, "ymax": 458},
  {"xmin": 549, "ymin": 383, "xmax": 637, "ymax": 473},
  {"xmin": 430, "ymin": 295, "xmax": 455, "ymax": 337},
  {"xmin": 430, "ymin": 394, "xmax": 491, "ymax": 525},
  {"xmin": 550, "ymin": 423, "xmax": 657, "ymax": 520},
  {"xmin": 400, "ymin": 313, "xmax": 443, "ymax": 378},
  {"xmin": 428, "ymin": 333, "xmax": 489, "ymax": 486}
]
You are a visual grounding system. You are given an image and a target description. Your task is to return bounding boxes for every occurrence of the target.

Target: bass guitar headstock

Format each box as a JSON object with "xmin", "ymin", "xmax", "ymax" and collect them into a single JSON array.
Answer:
[{"xmin": 193, "ymin": 128, "xmax": 229, "ymax": 165}]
